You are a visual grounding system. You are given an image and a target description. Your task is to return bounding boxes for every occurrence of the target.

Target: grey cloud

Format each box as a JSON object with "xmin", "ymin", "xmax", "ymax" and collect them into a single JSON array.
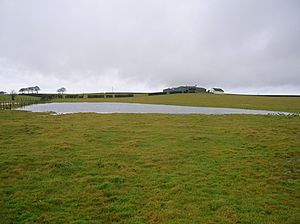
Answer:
[{"xmin": 0, "ymin": 0, "xmax": 299, "ymax": 93}]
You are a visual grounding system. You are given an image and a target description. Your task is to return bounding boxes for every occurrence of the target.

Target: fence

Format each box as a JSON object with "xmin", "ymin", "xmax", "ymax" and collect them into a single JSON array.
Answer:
[{"xmin": 0, "ymin": 100, "xmax": 41, "ymax": 110}]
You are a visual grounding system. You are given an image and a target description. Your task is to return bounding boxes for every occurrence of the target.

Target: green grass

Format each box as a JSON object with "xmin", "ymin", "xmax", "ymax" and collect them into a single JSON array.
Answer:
[
  {"xmin": 52, "ymin": 93, "xmax": 300, "ymax": 113},
  {"xmin": 0, "ymin": 110, "xmax": 299, "ymax": 223},
  {"xmin": 0, "ymin": 94, "xmax": 40, "ymax": 102}
]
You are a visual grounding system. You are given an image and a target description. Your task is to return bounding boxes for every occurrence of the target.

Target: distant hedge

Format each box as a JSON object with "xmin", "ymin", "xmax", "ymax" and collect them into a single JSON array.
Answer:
[
  {"xmin": 65, "ymin": 94, "xmax": 84, "ymax": 98},
  {"xmin": 148, "ymin": 92, "xmax": 167, "ymax": 96},
  {"xmin": 115, "ymin": 94, "xmax": 134, "ymax": 98},
  {"xmin": 87, "ymin": 94, "xmax": 105, "ymax": 98}
]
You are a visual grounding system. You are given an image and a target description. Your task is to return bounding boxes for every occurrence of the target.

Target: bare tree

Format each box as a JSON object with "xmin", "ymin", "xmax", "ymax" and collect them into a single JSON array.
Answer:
[
  {"xmin": 57, "ymin": 87, "xmax": 66, "ymax": 94},
  {"xmin": 33, "ymin": 86, "xmax": 40, "ymax": 94},
  {"xmin": 19, "ymin": 88, "xmax": 26, "ymax": 94},
  {"xmin": 28, "ymin": 87, "xmax": 34, "ymax": 94},
  {"xmin": 57, "ymin": 87, "xmax": 66, "ymax": 98},
  {"xmin": 10, "ymin": 90, "xmax": 17, "ymax": 101}
]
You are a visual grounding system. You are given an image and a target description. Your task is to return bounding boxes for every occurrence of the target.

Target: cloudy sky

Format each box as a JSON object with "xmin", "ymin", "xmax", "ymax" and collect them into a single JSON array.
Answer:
[{"xmin": 0, "ymin": 0, "xmax": 299, "ymax": 94}]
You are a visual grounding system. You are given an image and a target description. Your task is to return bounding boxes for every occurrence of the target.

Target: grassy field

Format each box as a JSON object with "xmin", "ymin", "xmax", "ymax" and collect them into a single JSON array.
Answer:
[
  {"xmin": 0, "ymin": 110, "xmax": 299, "ymax": 223},
  {"xmin": 0, "ymin": 94, "xmax": 40, "ymax": 102},
  {"xmin": 52, "ymin": 93, "xmax": 300, "ymax": 113}
]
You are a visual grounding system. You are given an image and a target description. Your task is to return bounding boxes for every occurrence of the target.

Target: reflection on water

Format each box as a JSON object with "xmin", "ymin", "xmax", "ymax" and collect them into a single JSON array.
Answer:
[{"xmin": 16, "ymin": 102, "xmax": 290, "ymax": 115}]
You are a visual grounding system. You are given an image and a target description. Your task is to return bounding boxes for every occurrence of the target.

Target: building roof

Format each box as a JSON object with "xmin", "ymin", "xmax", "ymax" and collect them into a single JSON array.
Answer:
[{"xmin": 212, "ymin": 88, "xmax": 224, "ymax": 92}]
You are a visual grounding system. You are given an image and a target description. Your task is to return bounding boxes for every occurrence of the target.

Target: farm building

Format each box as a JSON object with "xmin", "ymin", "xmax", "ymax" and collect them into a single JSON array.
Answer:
[
  {"xmin": 163, "ymin": 86, "xmax": 206, "ymax": 94},
  {"xmin": 208, "ymin": 88, "xmax": 224, "ymax": 94}
]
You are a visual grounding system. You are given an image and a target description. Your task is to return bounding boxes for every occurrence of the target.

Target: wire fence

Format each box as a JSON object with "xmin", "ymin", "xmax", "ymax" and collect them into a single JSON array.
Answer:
[{"xmin": 0, "ymin": 100, "xmax": 41, "ymax": 110}]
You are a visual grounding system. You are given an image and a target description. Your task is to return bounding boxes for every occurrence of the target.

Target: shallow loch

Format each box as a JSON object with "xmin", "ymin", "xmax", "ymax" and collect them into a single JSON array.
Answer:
[{"xmin": 16, "ymin": 102, "xmax": 291, "ymax": 115}]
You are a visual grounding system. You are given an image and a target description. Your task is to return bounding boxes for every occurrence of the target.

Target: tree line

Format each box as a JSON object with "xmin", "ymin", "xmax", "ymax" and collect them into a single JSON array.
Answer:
[
  {"xmin": 18, "ymin": 86, "xmax": 67, "ymax": 94},
  {"xmin": 19, "ymin": 86, "xmax": 41, "ymax": 94}
]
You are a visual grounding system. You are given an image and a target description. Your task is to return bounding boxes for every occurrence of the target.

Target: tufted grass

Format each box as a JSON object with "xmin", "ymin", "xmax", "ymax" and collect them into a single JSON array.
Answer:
[{"xmin": 0, "ymin": 110, "xmax": 299, "ymax": 223}]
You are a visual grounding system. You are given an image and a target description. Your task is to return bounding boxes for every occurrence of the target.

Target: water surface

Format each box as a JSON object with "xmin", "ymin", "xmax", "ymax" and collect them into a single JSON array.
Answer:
[{"xmin": 16, "ymin": 102, "xmax": 290, "ymax": 115}]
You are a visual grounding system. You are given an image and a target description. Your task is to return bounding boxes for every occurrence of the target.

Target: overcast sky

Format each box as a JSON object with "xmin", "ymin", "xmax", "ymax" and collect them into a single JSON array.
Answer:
[{"xmin": 0, "ymin": 0, "xmax": 299, "ymax": 94}]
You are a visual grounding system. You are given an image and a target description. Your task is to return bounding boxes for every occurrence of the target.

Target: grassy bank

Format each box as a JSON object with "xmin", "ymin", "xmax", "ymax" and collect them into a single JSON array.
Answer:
[
  {"xmin": 1, "ymin": 110, "xmax": 299, "ymax": 223},
  {"xmin": 0, "ymin": 94, "xmax": 40, "ymax": 102},
  {"xmin": 52, "ymin": 93, "xmax": 300, "ymax": 113}
]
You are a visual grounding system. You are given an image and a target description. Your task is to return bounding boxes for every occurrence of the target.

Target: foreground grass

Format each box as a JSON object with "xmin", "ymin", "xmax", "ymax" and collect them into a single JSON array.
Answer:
[
  {"xmin": 52, "ymin": 94, "xmax": 300, "ymax": 113},
  {"xmin": 0, "ymin": 110, "xmax": 299, "ymax": 223}
]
